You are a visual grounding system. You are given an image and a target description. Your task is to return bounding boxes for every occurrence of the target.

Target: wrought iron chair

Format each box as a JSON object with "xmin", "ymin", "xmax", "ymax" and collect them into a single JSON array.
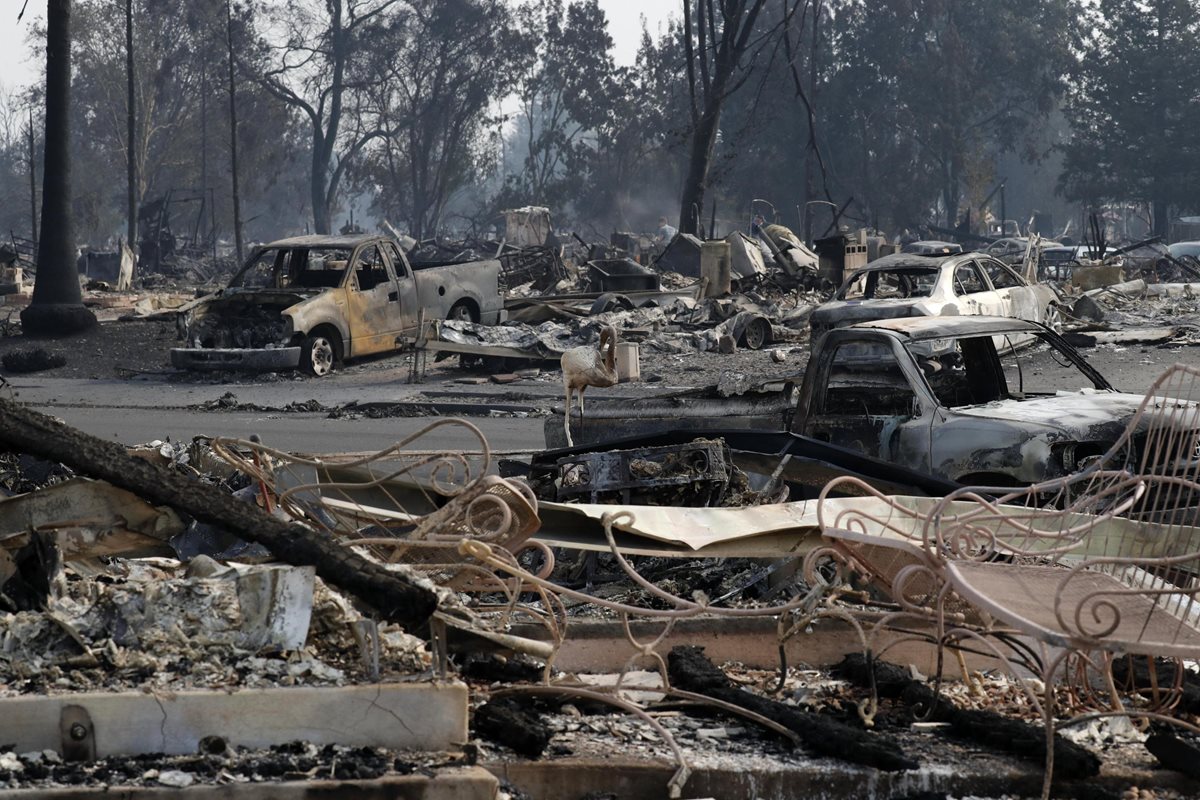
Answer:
[
  {"xmin": 815, "ymin": 364, "xmax": 1200, "ymax": 797},
  {"xmin": 210, "ymin": 419, "xmax": 565, "ymax": 658}
]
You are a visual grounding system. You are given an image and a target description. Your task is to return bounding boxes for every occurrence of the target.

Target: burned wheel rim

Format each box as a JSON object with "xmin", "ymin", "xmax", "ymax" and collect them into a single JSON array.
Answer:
[
  {"xmin": 741, "ymin": 318, "xmax": 769, "ymax": 350},
  {"xmin": 1044, "ymin": 304, "xmax": 1063, "ymax": 333},
  {"xmin": 305, "ymin": 336, "xmax": 335, "ymax": 376},
  {"xmin": 449, "ymin": 302, "xmax": 475, "ymax": 323}
]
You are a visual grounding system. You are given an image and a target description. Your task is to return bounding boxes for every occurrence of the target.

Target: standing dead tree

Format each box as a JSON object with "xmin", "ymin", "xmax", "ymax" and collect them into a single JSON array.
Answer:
[
  {"xmin": 359, "ymin": 0, "xmax": 527, "ymax": 239},
  {"xmin": 678, "ymin": 0, "xmax": 795, "ymax": 236},
  {"xmin": 247, "ymin": 0, "xmax": 398, "ymax": 234}
]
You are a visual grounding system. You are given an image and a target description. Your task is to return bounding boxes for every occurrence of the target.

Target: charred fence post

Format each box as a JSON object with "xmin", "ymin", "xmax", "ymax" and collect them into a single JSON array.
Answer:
[{"xmin": 0, "ymin": 396, "xmax": 439, "ymax": 632}]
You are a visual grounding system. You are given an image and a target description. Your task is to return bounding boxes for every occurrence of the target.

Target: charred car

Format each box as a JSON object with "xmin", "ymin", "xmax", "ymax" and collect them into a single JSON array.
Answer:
[
  {"xmin": 810, "ymin": 251, "xmax": 1060, "ymax": 341},
  {"xmin": 172, "ymin": 234, "xmax": 503, "ymax": 375},
  {"xmin": 795, "ymin": 316, "xmax": 1188, "ymax": 486}
]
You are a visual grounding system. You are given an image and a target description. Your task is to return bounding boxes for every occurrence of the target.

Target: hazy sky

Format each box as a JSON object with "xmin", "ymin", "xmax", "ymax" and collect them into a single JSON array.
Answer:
[{"xmin": 0, "ymin": 0, "xmax": 677, "ymax": 92}]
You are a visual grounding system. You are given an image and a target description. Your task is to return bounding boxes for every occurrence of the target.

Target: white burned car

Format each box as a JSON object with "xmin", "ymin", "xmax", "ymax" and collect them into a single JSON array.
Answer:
[{"xmin": 810, "ymin": 251, "xmax": 1060, "ymax": 339}]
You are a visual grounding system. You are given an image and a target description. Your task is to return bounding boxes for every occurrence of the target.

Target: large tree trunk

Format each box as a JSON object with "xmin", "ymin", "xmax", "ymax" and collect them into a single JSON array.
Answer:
[
  {"xmin": 311, "ymin": 140, "xmax": 331, "ymax": 234},
  {"xmin": 678, "ymin": 104, "xmax": 722, "ymax": 236},
  {"xmin": 22, "ymin": 0, "xmax": 96, "ymax": 336},
  {"xmin": 1153, "ymin": 195, "xmax": 1169, "ymax": 239},
  {"xmin": 0, "ymin": 396, "xmax": 440, "ymax": 632},
  {"xmin": 226, "ymin": 0, "xmax": 244, "ymax": 261}
]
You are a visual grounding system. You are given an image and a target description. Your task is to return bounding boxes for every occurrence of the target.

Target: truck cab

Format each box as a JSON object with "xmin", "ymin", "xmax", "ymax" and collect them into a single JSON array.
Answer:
[{"xmin": 793, "ymin": 317, "xmax": 1149, "ymax": 485}]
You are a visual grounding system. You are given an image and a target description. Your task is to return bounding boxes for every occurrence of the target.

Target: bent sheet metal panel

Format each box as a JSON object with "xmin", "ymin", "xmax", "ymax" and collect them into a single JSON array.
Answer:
[
  {"xmin": 533, "ymin": 497, "xmax": 912, "ymax": 558},
  {"xmin": 0, "ymin": 477, "xmax": 182, "ymax": 559}
]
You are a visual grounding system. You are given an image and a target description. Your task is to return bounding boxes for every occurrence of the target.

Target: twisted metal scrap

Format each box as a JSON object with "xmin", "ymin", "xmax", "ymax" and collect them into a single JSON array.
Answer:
[{"xmin": 211, "ymin": 419, "xmax": 565, "ymax": 647}]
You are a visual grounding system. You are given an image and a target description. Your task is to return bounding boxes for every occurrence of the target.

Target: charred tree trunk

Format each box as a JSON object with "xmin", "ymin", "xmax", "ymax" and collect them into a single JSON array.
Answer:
[
  {"xmin": 1153, "ymin": 195, "xmax": 1169, "ymax": 239},
  {"xmin": 226, "ymin": 0, "xmax": 244, "ymax": 263},
  {"xmin": 26, "ymin": 108, "xmax": 36, "ymax": 247},
  {"xmin": 677, "ymin": 0, "xmax": 769, "ymax": 238},
  {"xmin": 22, "ymin": 0, "xmax": 96, "ymax": 336},
  {"xmin": 678, "ymin": 103, "xmax": 722, "ymax": 236},
  {"xmin": 668, "ymin": 646, "xmax": 916, "ymax": 771},
  {"xmin": 311, "ymin": 138, "xmax": 331, "ymax": 235},
  {"xmin": 0, "ymin": 397, "xmax": 440, "ymax": 632}
]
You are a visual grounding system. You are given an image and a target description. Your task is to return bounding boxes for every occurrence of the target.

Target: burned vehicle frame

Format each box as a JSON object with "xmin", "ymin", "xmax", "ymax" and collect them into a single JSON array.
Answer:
[
  {"xmin": 793, "ymin": 316, "xmax": 1191, "ymax": 486},
  {"xmin": 172, "ymin": 234, "xmax": 504, "ymax": 376},
  {"xmin": 810, "ymin": 251, "xmax": 1060, "ymax": 339}
]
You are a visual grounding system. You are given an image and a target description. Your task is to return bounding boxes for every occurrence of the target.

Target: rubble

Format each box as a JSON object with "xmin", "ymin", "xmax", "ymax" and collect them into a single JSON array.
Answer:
[
  {"xmin": 8, "ymin": 215, "xmax": 1200, "ymax": 800},
  {"xmin": 0, "ymin": 742, "xmax": 472, "ymax": 792},
  {"xmin": 0, "ymin": 561, "xmax": 426, "ymax": 694},
  {"xmin": 0, "ymin": 395, "xmax": 441, "ymax": 631}
]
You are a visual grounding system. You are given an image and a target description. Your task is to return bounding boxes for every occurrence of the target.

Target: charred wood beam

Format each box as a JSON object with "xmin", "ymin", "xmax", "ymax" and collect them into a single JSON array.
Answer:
[
  {"xmin": 473, "ymin": 698, "xmax": 551, "ymax": 759},
  {"xmin": 833, "ymin": 653, "xmax": 1100, "ymax": 781},
  {"xmin": 1145, "ymin": 732, "xmax": 1200, "ymax": 779},
  {"xmin": 0, "ymin": 397, "xmax": 439, "ymax": 631},
  {"xmin": 667, "ymin": 645, "xmax": 916, "ymax": 771}
]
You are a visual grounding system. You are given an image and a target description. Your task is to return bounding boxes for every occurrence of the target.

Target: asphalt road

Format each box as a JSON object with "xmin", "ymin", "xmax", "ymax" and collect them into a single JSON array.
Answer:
[{"xmin": 41, "ymin": 406, "xmax": 547, "ymax": 453}]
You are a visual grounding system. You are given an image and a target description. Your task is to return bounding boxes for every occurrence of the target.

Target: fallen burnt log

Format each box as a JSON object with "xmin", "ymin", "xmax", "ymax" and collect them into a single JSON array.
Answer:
[
  {"xmin": 1110, "ymin": 656, "xmax": 1200, "ymax": 715},
  {"xmin": 0, "ymin": 397, "xmax": 439, "ymax": 632},
  {"xmin": 667, "ymin": 645, "xmax": 916, "ymax": 772},
  {"xmin": 473, "ymin": 698, "xmax": 552, "ymax": 759},
  {"xmin": 1145, "ymin": 731, "xmax": 1200, "ymax": 779},
  {"xmin": 833, "ymin": 654, "xmax": 1100, "ymax": 780}
]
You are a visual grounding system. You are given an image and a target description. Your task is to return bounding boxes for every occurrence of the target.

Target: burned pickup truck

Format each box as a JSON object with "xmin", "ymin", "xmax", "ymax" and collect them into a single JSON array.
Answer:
[
  {"xmin": 172, "ymin": 234, "xmax": 503, "ymax": 375},
  {"xmin": 794, "ymin": 316, "xmax": 1171, "ymax": 485}
]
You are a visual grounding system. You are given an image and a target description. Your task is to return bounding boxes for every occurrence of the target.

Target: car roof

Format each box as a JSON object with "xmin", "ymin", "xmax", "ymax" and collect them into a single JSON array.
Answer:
[
  {"xmin": 857, "ymin": 251, "xmax": 968, "ymax": 270},
  {"xmin": 901, "ymin": 240, "xmax": 962, "ymax": 254},
  {"xmin": 263, "ymin": 234, "xmax": 382, "ymax": 249},
  {"xmin": 848, "ymin": 315, "xmax": 1043, "ymax": 340}
]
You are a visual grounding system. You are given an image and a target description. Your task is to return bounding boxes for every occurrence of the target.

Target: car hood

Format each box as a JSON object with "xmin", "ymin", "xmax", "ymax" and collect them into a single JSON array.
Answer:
[
  {"xmin": 951, "ymin": 391, "xmax": 1149, "ymax": 438},
  {"xmin": 217, "ymin": 287, "xmax": 323, "ymax": 304}
]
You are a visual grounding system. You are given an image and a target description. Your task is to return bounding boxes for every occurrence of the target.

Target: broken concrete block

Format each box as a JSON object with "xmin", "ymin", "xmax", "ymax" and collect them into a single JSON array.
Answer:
[
  {"xmin": 491, "ymin": 373, "xmax": 522, "ymax": 384},
  {"xmin": 770, "ymin": 349, "xmax": 787, "ymax": 363},
  {"xmin": 718, "ymin": 334, "xmax": 737, "ymax": 354}
]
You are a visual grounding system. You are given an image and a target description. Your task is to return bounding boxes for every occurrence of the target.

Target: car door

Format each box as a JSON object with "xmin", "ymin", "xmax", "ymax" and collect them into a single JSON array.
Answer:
[
  {"xmin": 345, "ymin": 242, "xmax": 405, "ymax": 357},
  {"xmin": 951, "ymin": 260, "xmax": 993, "ymax": 316},
  {"xmin": 381, "ymin": 241, "xmax": 419, "ymax": 337},
  {"xmin": 803, "ymin": 338, "xmax": 931, "ymax": 465},
  {"xmin": 978, "ymin": 257, "xmax": 1039, "ymax": 321}
]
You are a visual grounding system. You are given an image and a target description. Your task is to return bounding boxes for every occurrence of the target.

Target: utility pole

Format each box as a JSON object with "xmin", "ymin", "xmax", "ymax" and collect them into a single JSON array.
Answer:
[
  {"xmin": 200, "ymin": 54, "xmax": 208, "ymax": 249},
  {"xmin": 27, "ymin": 107, "xmax": 36, "ymax": 247},
  {"xmin": 125, "ymin": 0, "xmax": 137, "ymax": 257},
  {"xmin": 226, "ymin": 0, "xmax": 244, "ymax": 264}
]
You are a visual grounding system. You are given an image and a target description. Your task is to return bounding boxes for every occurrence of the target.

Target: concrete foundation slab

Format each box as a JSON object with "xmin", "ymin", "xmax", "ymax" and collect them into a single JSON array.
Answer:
[{"xmin": 0, "ymin": 683, "xmax": 468, "ymax": 758}]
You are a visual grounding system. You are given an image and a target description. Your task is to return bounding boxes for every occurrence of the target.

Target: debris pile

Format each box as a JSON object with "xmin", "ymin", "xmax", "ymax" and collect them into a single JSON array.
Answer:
[
  {"xmin": 0, "ymin": 742, "xmax": 458, "ymax": 791},
  {"xmin": 0, "ymin": 557, "xmax": 429, "ymax": 694}
]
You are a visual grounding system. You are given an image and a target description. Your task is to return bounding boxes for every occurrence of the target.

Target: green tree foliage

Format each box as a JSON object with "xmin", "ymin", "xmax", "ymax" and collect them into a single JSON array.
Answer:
[
  {"xmin": 1060, "ymin": 0, "xmax": 1200, "ymax": 236},
  {"xmin": 824, "ymin": 0, "xmax": 1078, "ymax": 229}
]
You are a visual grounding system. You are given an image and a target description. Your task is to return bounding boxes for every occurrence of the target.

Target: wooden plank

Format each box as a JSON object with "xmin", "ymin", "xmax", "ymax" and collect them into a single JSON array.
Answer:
[{"xmin": 0, "ymin": 683, "xmax": 467, "ymax": 757}]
